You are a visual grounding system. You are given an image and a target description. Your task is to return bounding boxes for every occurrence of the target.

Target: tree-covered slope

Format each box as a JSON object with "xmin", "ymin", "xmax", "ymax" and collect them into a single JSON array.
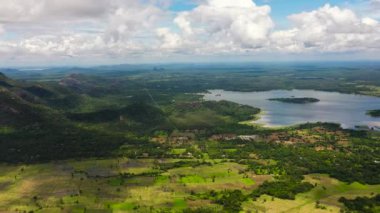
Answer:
[{"xmin": 0, "ymin": 73, "xmax": 128, "ymax": 163}]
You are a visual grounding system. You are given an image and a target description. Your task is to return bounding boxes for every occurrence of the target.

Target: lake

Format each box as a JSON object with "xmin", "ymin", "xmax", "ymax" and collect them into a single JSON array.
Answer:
[{"xmin": 203, "ymin": 90, "xmax": 380, "ymax": 129}]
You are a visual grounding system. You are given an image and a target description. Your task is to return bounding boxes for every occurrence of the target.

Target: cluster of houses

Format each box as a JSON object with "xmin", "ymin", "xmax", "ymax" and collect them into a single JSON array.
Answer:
[
  {"xmin": 208, "ymin": 127, "xmax": 350, "ymax": 149},
  {"xmin": 150, "ymin": 127, "xmax": 350, "ymax": 151},
  {"xmin": 209, "ymin": 134, "xmax": 261, "ymax": 142},
  {"xmin": 151, "ymin": 131, "xmax": 261, "ymax": 144},
  {"xmin": 151, "ymin": 130, "xmax": 200, "ymax": 145}
]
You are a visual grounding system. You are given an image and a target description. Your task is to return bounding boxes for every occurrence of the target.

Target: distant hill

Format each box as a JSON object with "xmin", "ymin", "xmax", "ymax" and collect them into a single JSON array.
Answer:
[
  {"xmin": 0, "ymin": 72, "xmax": 13, "ymax": 87},
  {"xmin": 67, "ymin": 102, "xmax": 167, "ymax": 128},
  {"xmin": 0, "ymin": 89, "xmax": 44, "ymax": 126},
  {"xmin": 0, "ymin": 73, "xmax": 127, "ymax": 163}
]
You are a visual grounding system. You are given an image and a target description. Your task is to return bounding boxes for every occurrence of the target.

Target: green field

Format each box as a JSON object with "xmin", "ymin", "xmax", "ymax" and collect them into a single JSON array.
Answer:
[
  {"xmin": 0, "ymin": 160, "xmax": 270, "ymax": 212},
  {"xmin": 243, "ymin": 174, "xmax": 380, "ymax": 213},
  {"xmin": 1, "ymin": 159, "xmax": 378, "ymax": 212}
]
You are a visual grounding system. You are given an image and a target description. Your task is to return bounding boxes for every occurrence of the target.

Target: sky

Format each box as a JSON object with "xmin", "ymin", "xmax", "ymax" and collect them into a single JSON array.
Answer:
[{"xmin": 0, "ymin": 0, "xmax": 379, "ymax": 66}]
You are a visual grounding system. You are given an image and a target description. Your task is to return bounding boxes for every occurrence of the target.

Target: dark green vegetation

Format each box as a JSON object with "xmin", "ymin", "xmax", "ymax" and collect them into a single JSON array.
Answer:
[
  {"xmin": 0, "ymin": 73, "xmax": 128, "ymax": 163},
  {"xmin": 367, "ymin": 110, "xmax": 380, "ymax": 117},
  {"xmin": 339, "ymin": 194, "xmax": 380, "ymax": 213},
  {"xmin": 268, "ymin": 97, "xmax": 320, "ymax": 104},
  {"xmin": 251, "ymin": 178, "xmax": 314, "ymax": 200},
  {"xmin": 0, "ymin": 62, "xmax": 380, "ymax": 212},
  {"xmin": 0, "ymin": 70, "xmax": 262, "ymax": 162}
]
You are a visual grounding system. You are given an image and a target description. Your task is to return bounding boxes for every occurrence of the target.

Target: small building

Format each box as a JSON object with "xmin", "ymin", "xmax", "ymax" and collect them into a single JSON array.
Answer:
[
  {"xmin": 151, "ymin": 136, "xmax": 168, "ymax": 144},
  {"xmin": 169, "ymin": 131, "xmax": 196, "ymax": 144},
  {"xmin": 238, "ymin": 135, "xmax": 260, "ymax": 141},
  {"xmin": 210, "ymin": 134, "xmax": 237, "ymax": 141}
]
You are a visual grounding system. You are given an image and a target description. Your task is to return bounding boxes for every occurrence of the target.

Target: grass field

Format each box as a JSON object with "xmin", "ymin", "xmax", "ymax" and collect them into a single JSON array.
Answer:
[
  {"xmin": 242, "ymin": 174, "xmax": 380, "ymax": 213},
  {"xmin": 0, "ymin": 159, "xmax": 271, "ymax": 212},
  {"xmin": 0, "ymin": 159, "xmax": 378, "ymax": 212}
]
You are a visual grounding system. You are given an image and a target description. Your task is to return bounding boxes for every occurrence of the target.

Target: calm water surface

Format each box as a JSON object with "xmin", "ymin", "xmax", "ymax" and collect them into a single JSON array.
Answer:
[{"xmin": 203, "ymin": 90, "xmax": 380, "ymax": 129}]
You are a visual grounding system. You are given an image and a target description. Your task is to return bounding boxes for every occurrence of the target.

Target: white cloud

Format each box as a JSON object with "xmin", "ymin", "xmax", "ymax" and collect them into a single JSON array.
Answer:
[
  {"xmin": 104, "ymin": 4, "xmax": 165, "ymax": 43},
  {"xmin": 0, "ymin": 0, "xmax": 167, "ymax": 61},
  {"xmin": 0, "ymin": 0, "xmax": 44, "ymax": 22},
  {"xmin": 159, "ymin": 2, "xmax": 380, "ymax": 56},
  {"xmin": 288, "ymin": 4, "xmax": 376, "ymax": 34},
  {"xmin": 172, "ymin": 0, "xmax": 274, "ymax": 49},
  {"xmin": 0, "ymin": 0, "xmax": 112, "ymax": 24},
  {"xmin": 270, "ymin": 29, "xmax": 303, "ymax": 52},
  {"xmin": 0, "ymin": 25, "xmax": 4, "ymax": 35},
  {"xmin": 174, "ymin": 15, "xmax": 193, "ymax": 35},
  {"xmin": 0, "ymin": 1, "xmax": 380, "ymax": 64},
  {"xmin": 271, "ymin": 4, "xmax": 380, "ymax": 53},
  {"xmin": 156, "ymin": 28, "xmax": 182, "ymax": 49}
]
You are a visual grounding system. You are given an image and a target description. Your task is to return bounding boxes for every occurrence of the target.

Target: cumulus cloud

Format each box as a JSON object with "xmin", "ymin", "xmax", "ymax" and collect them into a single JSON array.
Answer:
[
  {"xmin": 104, "ymin": 4, "xmax": 165, "ymax": 43},
  {"xmin": 0, "ymin": 0, "xmax": 168, "ymax": 61},
  {"xmin": 272, "ymin": 4, "xmax": 380, "ymax": 52},
  {"xmin": 168, "ymin": 0, "xmax": 274, "ymax": 50},
  {"xmin": 159, "ymin": 2, "xmax": 380, "ymax": 55},
  {"xmin": 0, "ymin": 0, "xmax": 111, "ymax": 23},
  {"xmin": 156, "ymin": 28, "xmax": 182, "ymax": 49},
  {"xmin": 0, "ymin": 0, "xmax": 380, "ymax": 64}
]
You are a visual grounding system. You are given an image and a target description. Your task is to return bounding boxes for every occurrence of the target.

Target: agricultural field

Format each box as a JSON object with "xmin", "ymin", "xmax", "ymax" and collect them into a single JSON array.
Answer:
[
  {"xmin": 1, "ymin": 158, "xmax": 379, "ymax": 213},
  {"xmin": 0, "ymin": 159, "xmax": 272, "ymax": 212}
]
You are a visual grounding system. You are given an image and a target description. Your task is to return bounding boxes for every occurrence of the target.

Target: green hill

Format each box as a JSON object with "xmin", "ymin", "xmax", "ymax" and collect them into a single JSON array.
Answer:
[{"xmin": 0, "ymin": 73, "xmax": 128, "ymax": 163}]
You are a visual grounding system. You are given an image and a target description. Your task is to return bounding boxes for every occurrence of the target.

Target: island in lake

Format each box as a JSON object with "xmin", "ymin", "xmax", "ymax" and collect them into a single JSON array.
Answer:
[
  {"xmin": 367, "ymin": 110, "xmax": 380, "ymax": 117},
  {"xmin": 268, "ymin": 97, "xmax": 320, "ymax": 104}
]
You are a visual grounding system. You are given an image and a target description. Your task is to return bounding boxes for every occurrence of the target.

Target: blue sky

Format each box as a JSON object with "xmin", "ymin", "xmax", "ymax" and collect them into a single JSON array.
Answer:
[
  {"xmin": 256, "ymin": 0, "xmax": 354, "ymax": 27},
  {"xmin": 0, "ymin": 0, "xmax": 379, "ymax": 66},
  {"xmin": 169, "ymin": 0, "xmax": 197, "ymax": 11}
]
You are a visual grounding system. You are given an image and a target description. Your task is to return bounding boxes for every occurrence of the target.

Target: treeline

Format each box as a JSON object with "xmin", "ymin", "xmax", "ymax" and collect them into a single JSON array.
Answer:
[
  {"xmin": 251, "ymin": 178, "xmax": 314, "ymax": 200},
  {"xmin": 339, "ymin": 194, "xmax": 380, "ymax": 213},
  {"xmin": 67, "ymin": 102, "xmax": 165, "ymax": 124},
  {"xmin": 367, "ymin": 110, "xmax": 380, "ymax": 117},
  {"xmin": 0, "ymin": 123, "xmax": 127, "ymax": 163},
  {"xmin": 194, "ymin": 177, "xmax": 314, "ymax": 212}
]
